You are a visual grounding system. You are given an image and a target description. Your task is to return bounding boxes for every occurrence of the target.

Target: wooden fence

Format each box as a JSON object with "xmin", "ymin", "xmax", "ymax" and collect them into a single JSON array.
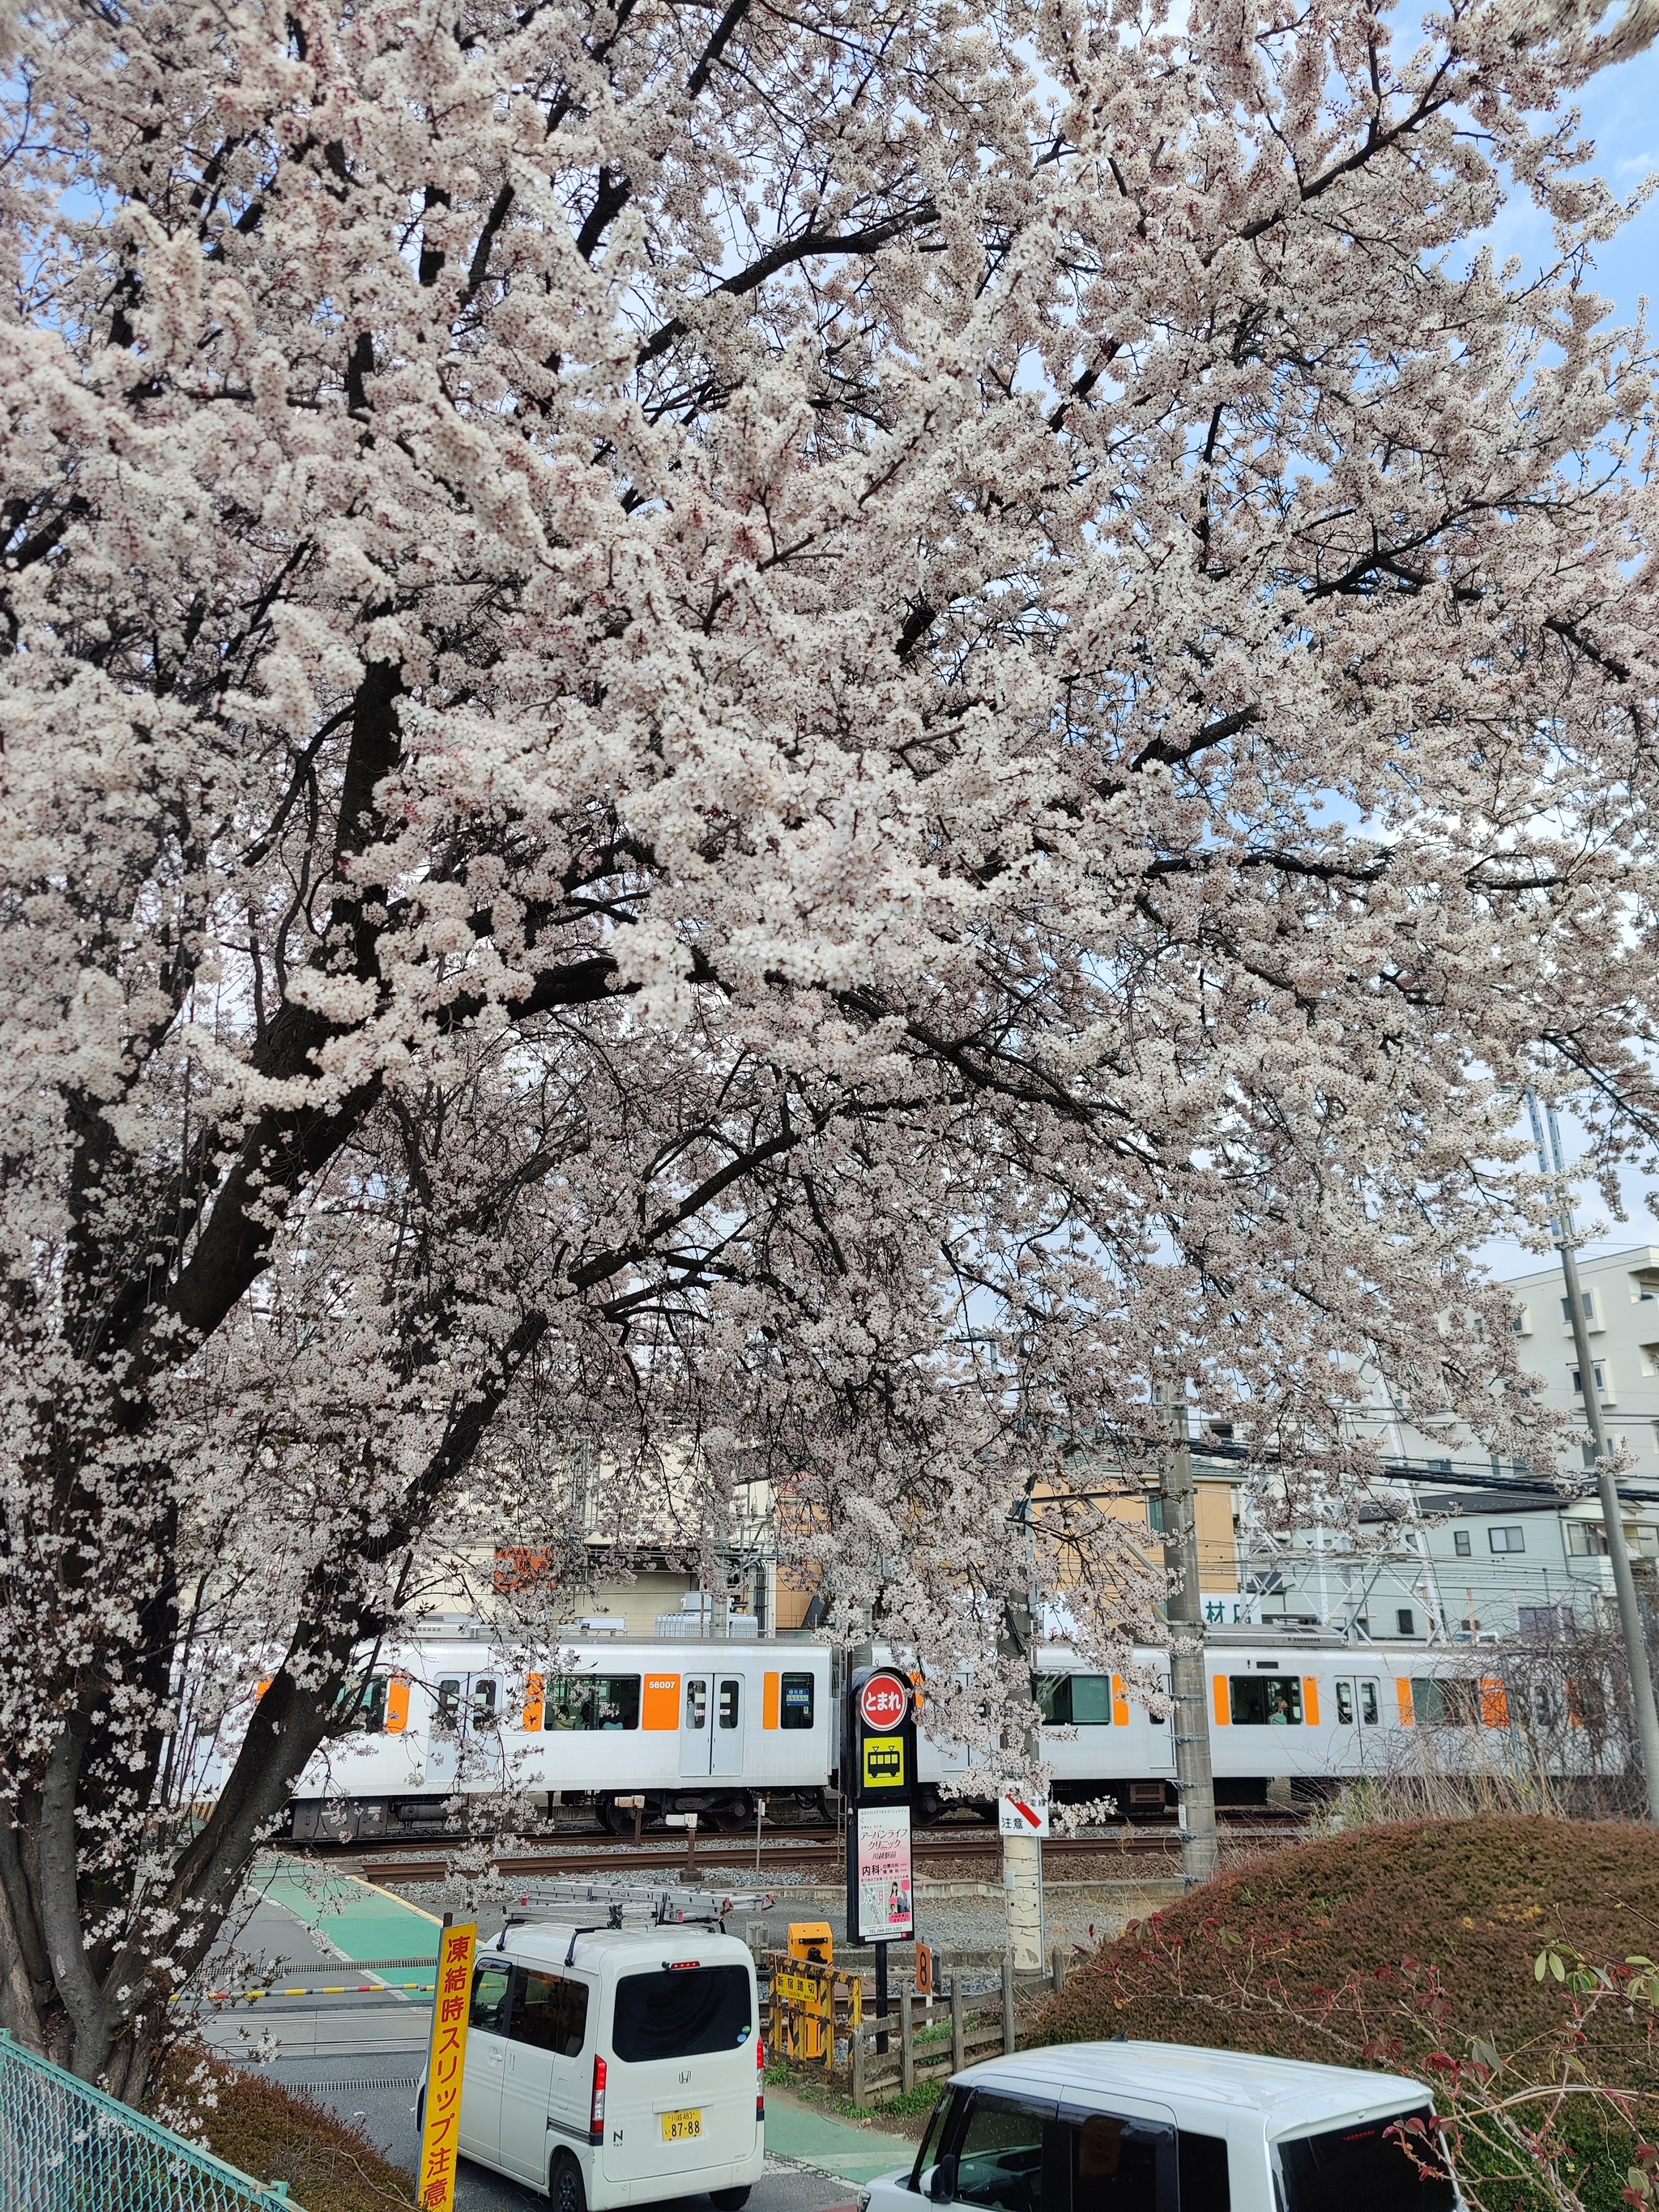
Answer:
[{"xmin": 762, "ymin": 1946, "xmax": 1076, "ymax": 2109}]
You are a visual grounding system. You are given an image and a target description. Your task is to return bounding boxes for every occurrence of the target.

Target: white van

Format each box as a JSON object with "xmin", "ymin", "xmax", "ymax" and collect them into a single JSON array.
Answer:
[
  {"xmin": 861, "ymin": 2044, "xmax": 1458, "ymax": 2212},
  {"xmin": 421, "ymin": 1921, "xmax": 764, "ymax": 2210}
]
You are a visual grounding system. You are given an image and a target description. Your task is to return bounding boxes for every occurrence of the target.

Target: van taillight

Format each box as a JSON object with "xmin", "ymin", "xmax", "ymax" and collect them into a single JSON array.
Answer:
[
  {"xmin": 590, "ymin": 2053, "xmax": 607, "ymax": 2144},
  {"xmin": 757, "ymin": 2035, "xmax": 765, "ymax": 2123}
]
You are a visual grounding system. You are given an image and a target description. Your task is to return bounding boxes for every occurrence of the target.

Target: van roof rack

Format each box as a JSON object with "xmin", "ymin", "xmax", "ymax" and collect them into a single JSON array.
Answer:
[{"xmin": 498, "ymin": 1880, "xmax": 774, "ymax": 1936}]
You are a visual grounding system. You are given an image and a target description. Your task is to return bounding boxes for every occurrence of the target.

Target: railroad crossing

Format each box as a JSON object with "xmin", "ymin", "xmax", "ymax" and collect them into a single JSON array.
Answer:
[{"xmin": 202, "ymin": 1859, "xmax": 918, "ymax": 2207}]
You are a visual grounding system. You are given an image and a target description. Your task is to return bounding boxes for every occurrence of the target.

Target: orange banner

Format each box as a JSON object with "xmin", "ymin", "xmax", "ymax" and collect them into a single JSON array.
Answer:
[{"xmin": 418, "ymin": 1921, "xmax": 477, "ymax": 2212}]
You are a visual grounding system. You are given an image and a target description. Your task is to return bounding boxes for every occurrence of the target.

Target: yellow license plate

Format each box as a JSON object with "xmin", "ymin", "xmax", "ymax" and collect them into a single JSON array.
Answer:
[{"xmin": 661, "ymin": 2109, "xmax": 702, "ymax": 2142}]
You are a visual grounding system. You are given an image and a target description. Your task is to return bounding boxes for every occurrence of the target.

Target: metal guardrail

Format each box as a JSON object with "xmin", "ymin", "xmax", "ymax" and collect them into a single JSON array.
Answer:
[
  {"xmin": 202, "ymin": 1979, "xmax": 437, "ymax": 2003},
  {"xmin": 0, "ymin": 2029, "xmax": 301, "ymax": 2210}
]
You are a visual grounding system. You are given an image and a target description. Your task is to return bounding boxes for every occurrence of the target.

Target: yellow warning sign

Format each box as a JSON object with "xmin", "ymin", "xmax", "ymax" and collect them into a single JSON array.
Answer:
[{"xmin": 863, "ymin": 1735, "xmax": 905, "ymax": 1788}]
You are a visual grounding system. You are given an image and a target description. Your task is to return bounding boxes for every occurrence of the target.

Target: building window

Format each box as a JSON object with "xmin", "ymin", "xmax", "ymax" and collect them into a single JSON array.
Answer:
[
  {"xmin": 1562, "ymin": 1290, "xmax": 1598, "ymax": 1325},
  {"xmin": 1397, "ymin": 1608, "xmax": 1415, "ymax": 1636},
  {"xmin": 1519, "ymin": 1605, "xmax": 1568, "ymax": 1641},
  {"xmin": 1570, "ymin": 1362, "xmax": 1610, "ymax": 1400},
  {"xmin": 1567, "ymin": 1523, "xmax": 1610, "ymax": 1557},
  {"xmin": 1489, "ymin": 1527, "xmax": 1525, "ymax": 1554},
  {"xmin": 1453, "ymin": 1529, "xmax": 1472, "ymax": 1558}
]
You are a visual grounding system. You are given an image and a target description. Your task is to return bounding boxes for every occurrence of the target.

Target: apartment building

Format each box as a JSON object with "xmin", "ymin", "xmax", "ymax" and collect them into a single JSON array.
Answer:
[{"xmin": 1251, "ymin": 1245, "xmax": 1659, "ymax": 1642}]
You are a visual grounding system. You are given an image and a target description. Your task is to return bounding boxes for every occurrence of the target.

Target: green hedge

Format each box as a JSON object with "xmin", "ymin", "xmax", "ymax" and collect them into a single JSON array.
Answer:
[{"xmin": 1029, "ymin": 1816, "xmax": 1659, "ymax": 2208}]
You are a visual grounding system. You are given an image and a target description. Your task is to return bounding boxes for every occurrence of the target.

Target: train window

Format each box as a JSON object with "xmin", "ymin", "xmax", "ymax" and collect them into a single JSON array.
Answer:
[
  {"xmin": 684, "ymin": 1678, "xmax": 708, "ymax": 1730},
  {"xmin": 435, "ymin": 1678, "xmax": 462, "ymax": 1734},
  {"xmin": 340, "ymin": 1673, "xmax": 387, "ymax": 1733},
  {"xmin": 510, "ymin": 1968, "xmax": 590, "ymax": 2056},
  {"xmin": 1410, "ymin": 1678, "xmax": 1479, "ymax": 1728},
  {"xmin": 546, "ymin": 1677, "xmax": 584, "ymax": 1731},
  {"xmin": 1360, "ymin": 1681, "xmax": 1380, "ymax": 1725},
  {"xmin": 593, "ymin": 1676, "xmax": 641, "ymax": 1730},
  {"xmin": 1335, "ymin": 1681, "xmax": 1355, "ymax": 1726},
  {"xmin": 545, "ymin": 1676, "xmax": 642, "ymax": 1730},
  {"xmin": 1070, "ymin": 1676, "xmax": 1114, "ymax": 1725},
  {"xmin": 1040, "ymin": 1676, "xmax": 1114, "ymax": 1726},
  {"xmin": 546, "ymin": 1677, "xmax": 589, "ymax": 1732},
  {"xmin": 719, "ymin": 1679, "xmax": 741, "ymax": 1730},
  {"xmin": 1228, "ymin": 1675, "xmax": 1303, "ymax": 1725},
  {"xmin": 470, "ymin": 1960, "xmax": 512, "ymax": 2036},
  {"xmin": 781, "ymin": 1673, "xmax": 815, "ymax": 1729},
  {"xmin": 471, "ymin": 1677, "xmax": 499, "ymax": 1727}
]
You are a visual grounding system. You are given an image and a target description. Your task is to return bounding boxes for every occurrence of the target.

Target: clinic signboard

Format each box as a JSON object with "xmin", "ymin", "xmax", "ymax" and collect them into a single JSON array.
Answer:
[
  {"xmin": 843, "ymin": 1665, "xmax": 917, "ymax": 1945},
  {"xmin": 854, "ymin": 1804, "xmax": 914, "ymax": 1940}
]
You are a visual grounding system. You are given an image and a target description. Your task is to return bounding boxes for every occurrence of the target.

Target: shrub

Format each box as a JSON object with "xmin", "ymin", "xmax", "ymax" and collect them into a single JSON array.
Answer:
[
  {"xmin": 1030, "ymin": 1817, "xmax": 1659, "ymax": 2212},
  {"xmin": 154, "ymin": 2048, "xmax": 416, "ymax": 2211}
]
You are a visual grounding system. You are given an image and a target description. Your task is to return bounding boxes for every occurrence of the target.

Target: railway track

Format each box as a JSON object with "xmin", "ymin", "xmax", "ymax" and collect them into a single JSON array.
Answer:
[{"xmin": 353, "ymin": 1813, "xmax": 1307, "ymax": 1887}]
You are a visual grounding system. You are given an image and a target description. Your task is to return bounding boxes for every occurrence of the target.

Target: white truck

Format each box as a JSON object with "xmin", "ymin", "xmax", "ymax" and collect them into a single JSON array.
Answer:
[
  {"xmin": 860, "ymin": 2043, "xmax": 1456, "ymax": 2212},
  {"xmin": 420, "ymin": 1912, "xmax": 765, "ymax": 2210}
]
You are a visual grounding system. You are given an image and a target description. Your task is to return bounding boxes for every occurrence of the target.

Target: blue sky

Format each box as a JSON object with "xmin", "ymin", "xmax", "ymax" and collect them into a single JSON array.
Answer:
[
  {"xmin": 1537, "ymin": 45, "xmax": 1659, "ymax": 326},
  {"xmin": 1447, "ymin": 49, "xmax": 1659, "ymax": 1283}
]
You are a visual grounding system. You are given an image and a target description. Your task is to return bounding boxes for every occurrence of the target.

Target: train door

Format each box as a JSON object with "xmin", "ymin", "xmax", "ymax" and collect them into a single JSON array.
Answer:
[
  {"xmin": 710, "ymin": 1673, "xmax": 745, "ymax": 1778},
  {"xmin": 428, "ymin": 1669, "xmax": 503, "ymax": 1785},
  {"xmin": 1332, "ymin": 1677, "xmax": 1381, "ymax": 1726},
  {"xmin": 680, "ymin": 1673, "xmax": 712, "ymax": 1775}
]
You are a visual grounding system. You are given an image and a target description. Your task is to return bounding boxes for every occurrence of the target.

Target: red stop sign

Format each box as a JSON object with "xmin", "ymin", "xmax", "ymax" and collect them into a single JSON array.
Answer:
[{"xmin": 858, "ymin": 1673, "xmax": 909, "ymax": 1732}]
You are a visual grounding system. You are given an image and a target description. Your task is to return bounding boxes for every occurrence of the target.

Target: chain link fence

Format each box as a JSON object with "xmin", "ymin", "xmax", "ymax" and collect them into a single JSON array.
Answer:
[{"xmin": 0, "ymin": 2030, "xmax": 300, "ymax": 2210}]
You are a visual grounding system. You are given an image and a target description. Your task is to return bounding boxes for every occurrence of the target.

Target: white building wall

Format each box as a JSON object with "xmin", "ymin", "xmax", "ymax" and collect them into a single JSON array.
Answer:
[{"xmin": 1249, "ymin": 1247, "xmax": 1659, "ymax": 1642}]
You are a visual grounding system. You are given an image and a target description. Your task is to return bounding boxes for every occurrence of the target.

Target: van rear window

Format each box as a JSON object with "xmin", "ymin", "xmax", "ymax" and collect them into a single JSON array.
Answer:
[
  {"xmin": 1278, "ymin": 2112, "xmax": 1452, "ymax": 2212},
  {"xmin": 611, "ymin": 1965, "xmax": 753, "ymax": 2062}
]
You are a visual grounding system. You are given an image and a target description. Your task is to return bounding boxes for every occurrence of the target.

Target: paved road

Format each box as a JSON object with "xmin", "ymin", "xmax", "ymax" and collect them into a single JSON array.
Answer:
[
  {"xmin": 262, "ymin": 2059, "xmax": 878, "ymax": 2212},
  {"xmin": 210, "ymin": 1856, "xmax": 910, "ymax": 2212}
]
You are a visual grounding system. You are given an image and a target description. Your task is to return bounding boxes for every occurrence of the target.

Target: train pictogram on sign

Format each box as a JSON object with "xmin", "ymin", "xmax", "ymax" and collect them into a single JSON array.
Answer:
[{"xmin": 862, "ymin": 1736, "xmax": 905, "ymax": 1788}]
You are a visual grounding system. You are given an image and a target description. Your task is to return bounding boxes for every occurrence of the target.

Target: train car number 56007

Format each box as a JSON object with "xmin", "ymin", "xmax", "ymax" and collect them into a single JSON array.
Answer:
[{"xmin": 661, "ymin": 2109, "xmax": 702, "ymax": 2142}]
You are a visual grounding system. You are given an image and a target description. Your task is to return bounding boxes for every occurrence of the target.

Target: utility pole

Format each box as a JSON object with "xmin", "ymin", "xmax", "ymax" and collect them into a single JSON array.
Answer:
[
  {"xmin": 997, "ymin": 1549, "xmax": 1045, "ymax": 1973},
  {"xmin": 1159, "ymin": 1389, "xmax": 1219, "ymax": 1883},
  {"xmin": 1528, "ymin": 1092, "xmax": 1659, "ymax": 1822}
]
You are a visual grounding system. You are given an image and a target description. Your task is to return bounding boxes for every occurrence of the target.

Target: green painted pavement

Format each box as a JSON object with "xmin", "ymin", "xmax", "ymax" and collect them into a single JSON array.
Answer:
[
  {"xmin": 258, "ymin": 1857, "xmax": 441, "ymax": 1971},
  {"xmin": 763, "ymin": 2089, "xmax": 915, "ymax": 2186}
]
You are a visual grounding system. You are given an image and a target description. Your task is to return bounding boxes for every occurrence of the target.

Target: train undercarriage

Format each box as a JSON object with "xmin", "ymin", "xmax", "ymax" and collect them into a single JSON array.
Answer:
[{"xmin": 284, "ymin": 1772, "xmax": 1333, "ymax": 1843}]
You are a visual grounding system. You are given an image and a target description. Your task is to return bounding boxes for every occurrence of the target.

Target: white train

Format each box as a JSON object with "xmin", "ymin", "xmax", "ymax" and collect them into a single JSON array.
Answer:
[{"xmin": 271, "ymin": 1626, "xmax": 1553, "ymax": 1844}]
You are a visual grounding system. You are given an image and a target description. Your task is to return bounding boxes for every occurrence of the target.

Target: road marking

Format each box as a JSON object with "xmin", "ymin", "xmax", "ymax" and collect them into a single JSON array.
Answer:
[{"xmin": 348, "ymin": 1872, "xmax": 444, "ymax": 1924}]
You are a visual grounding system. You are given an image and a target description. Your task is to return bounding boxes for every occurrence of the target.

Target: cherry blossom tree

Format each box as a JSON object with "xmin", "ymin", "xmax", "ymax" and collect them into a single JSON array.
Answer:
[{"xmin": 4, "ymin": 0, "xmax": 1659, "ymax": 2097}]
